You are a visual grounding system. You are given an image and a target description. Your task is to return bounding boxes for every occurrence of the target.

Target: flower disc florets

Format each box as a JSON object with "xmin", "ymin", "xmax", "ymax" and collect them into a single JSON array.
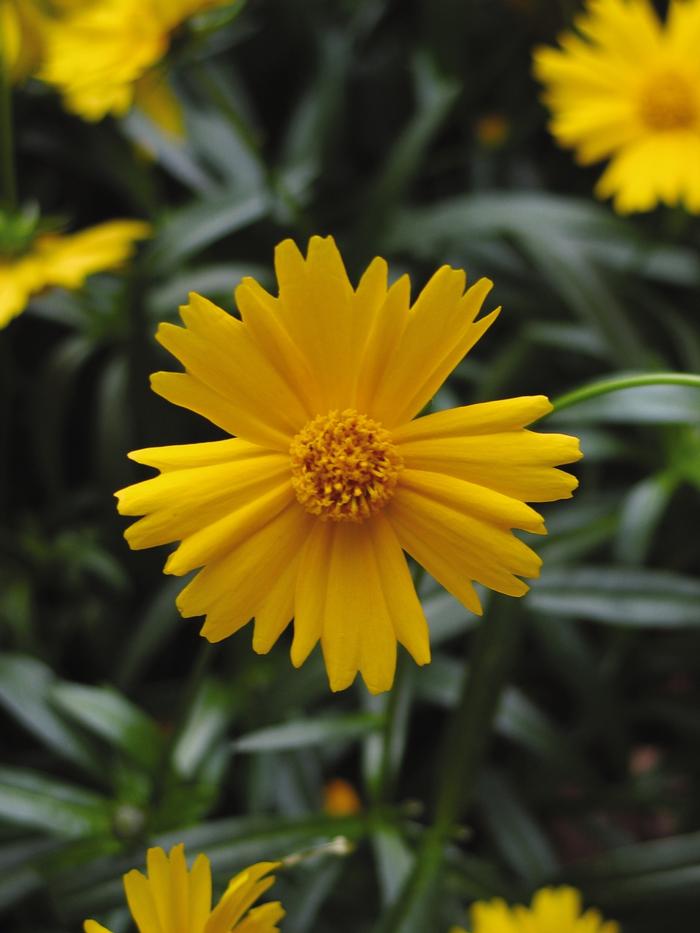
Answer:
[
  {"xmin": 290, "ymin": 409, "xmax": 403, "ymax": 523},
  {"xmin": 639, "ymin": 71, "xmax": 697, "ymax": 132}
]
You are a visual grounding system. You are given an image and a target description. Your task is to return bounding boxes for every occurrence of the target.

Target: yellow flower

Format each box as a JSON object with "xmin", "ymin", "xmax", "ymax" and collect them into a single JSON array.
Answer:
[
  {"xmin": 40, "ymin": 0, "xmax": 229, "ymax": 126},
  {"xmin": 0, "ymin": 219, "xmax": 151, "ymax": 328},
  {"xmin": 453, "ymin": 886, "xmax": 619, "ymax": 933},
  {"xmin": 533, "ymin": 0, "xmax": 700, "ymax": 214},
  {"xmin": 116, "ymin": 236, "xmax": 581, "ymax": 694},
  {"xmin": 83, "ymin": 844, "xmax": 284, "ymax": 933},
  {"xmin": 323, "ymin": 778, "xmax": 362, "ymax": 816}
]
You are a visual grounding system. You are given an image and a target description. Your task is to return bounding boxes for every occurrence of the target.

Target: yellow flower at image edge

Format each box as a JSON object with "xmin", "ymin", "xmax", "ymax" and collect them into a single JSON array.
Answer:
[
  {"xmin": 534, "ymin": 0, "xmax": 700, "ymax": 213},
  {"xmin": 0, "ymin": 220, "xmax": 151, "ymax": 328},
  {"xmin": 84, "ymin": 844, "xmax": 284, "ymax": 933},
  {"xmin": 451, "ymin": 886, "xmax": 619, "ymax": 933},
  {"xmin": 41, "ymin": 0, "xmax": 231, "ymax": 124},
  {"xmin": 116, "ymin": 235, "xmax": 582, "ymax": 694}
]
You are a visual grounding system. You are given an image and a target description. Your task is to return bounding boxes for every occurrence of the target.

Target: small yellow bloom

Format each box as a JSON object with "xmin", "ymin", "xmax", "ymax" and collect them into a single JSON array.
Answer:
[
  {"xmin": 40, "ymin": 0, "xmax": 230, "ymax": 125},
  {"xmin": 84, "ymin": 844, "xmax": 284, "ymax": 933},
  {"xmin": 534, "ymin": 0, "xmax": 700, "ymax": 213},
  {"xmin": 0, "ymin": 219, "xmax": 150, "ymax": 328},
  {"xmin": 453, "ymin": 886, "xmax": 619, "ymax": 933},
  {"xmin": 116, "ymin": 236, "xmax": 581, "ymax": 695},
  {"xmin": 323, "ymin": 778, "xmax": 362, "ymax": 816},
  {"xmin": 474, "ymin": 114, "xmax": 510, "ymax": 149}
]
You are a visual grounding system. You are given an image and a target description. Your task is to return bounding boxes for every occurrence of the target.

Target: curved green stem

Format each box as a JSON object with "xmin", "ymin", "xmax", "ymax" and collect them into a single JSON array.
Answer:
[
  {"xmin": 552, "ymin": 372, "xmax": 700, "ymax": 414},
  {"xmin": 0, "ymin": 13, "xmax": 18, "ymax": 211}
]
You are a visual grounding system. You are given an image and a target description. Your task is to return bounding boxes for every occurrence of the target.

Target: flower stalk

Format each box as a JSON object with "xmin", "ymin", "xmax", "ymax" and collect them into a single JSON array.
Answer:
[
  {"xmin": 552, "ymin": 372, "xmax": 700, "ymax": 413},
  {"xmin": 378, "ymin": 600, "xmax": 521, "ymax": 933}
]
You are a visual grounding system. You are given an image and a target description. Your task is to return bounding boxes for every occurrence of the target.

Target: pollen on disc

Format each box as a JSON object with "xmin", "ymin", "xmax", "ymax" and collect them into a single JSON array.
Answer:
[{"xmin": 290, "ymin": 409, "xmax": 404, "ymax": 523}]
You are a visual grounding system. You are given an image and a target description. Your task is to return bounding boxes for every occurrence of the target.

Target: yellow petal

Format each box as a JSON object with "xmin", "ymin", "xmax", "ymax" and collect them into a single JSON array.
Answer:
[
  {"xmin": 123, "ymin": 868, "xmax": 162, "ymax": 933},
  {"xmin": 370, "ymin": 269, "xmax": 499, "ymax": 426},
  {"xmin": 157, "ymin": 293, "xmax": 308, "ymax": 449},
  {"xmin": 273, "ymin": 236, "xmax": 357, "ymax": 409},
  {"xmin": 397, "ymin": 426, "xmax": 581, "ymax": 504},
  {"xmin": 146, "ymin": 846, "xmax": 177, "ymax": 933},
  {"xmin": 392, "ymin": 396, "xmax": 553, "ymax": 441},
  {"xmin": 134, "ymin": 69, "xmax": 184, "ymax": 138},
  {"xmin": 354, "ymin": 273, "xmax": 410, "ymax": 414},
  {"xmin": 291, "ymin": 520, "xmax": 332, "ymax": 668},
  {"xmin": 235, "ymin": 901, "xmax": 286, "ymax": 932},
  {"xmin": 83, "ymin": 922, "xmax": 114, "ymax": 933},
  {"xmin": 399, "ymin": 469, "xmax": 546, "ymax": 534},
  {"xmin": 389, "ymin": 483, "xmax": 542, "ymax": 603},
  {"xmin": 116, "ymin": 450, "xmax": 290, "ymax": 551},
  {"xmin": 205, "ymin": 863, "xmax": 280, "ymax": 933},
  {"xmin": 367, "ymin": 515, "xmax": 430, "ymax": 667},
  {"xmin": 188, "ymin": 853, "xmax": 212, "ymax": 932},
  {"xmin": 150, "ymin": 371, "xmax": 244, "ymax": 438},
  {"xmin": 252, "ymin": 553, "xmax": 300, "ymax": 654},
  {"xmin": 176, "ymin": 503, "xmax": 312, "ymax": 645},
  {"xmin": 36, "ymin": 221, "xmax": 151, "ymax": 289}
]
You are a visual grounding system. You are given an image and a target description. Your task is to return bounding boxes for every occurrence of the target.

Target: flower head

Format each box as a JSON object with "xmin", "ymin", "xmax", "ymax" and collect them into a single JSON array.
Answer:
[
  {"xmin": 40, "ymin": 0, "xmax": 229, "ymax": 124},
  {"xmin": 452, "ymin": 886, "xmax": 619, "ymax": 933},
  {"xmin": 534, "ymin": 0, "xmax": 700, "ymax": 213},
  {"xmin": 0, "ymin": 216, "xmax": 150, "ymax": 328},
  {"xmin": 84, "ymin": 844, "xmax": 284, "ymax": 933},
  {"xmin": 116, "ymin": 236, "xmax": 581, "ymax": 694}
]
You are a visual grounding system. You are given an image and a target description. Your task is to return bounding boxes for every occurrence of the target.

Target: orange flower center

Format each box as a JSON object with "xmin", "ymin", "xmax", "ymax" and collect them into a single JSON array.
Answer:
[
  {"xmin": 290, "ymin": 409, "xmax": 403, "ymax": 523},
  {"xmin": 639, "ymin": 71, "xmax": 697, "ymax": 131}
]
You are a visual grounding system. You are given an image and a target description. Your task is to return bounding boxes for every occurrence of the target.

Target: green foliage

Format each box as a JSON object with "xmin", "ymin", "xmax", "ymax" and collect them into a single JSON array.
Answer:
[{"xmin": 2, "ymin": 0, "xmax": 700, "ymax": 930}]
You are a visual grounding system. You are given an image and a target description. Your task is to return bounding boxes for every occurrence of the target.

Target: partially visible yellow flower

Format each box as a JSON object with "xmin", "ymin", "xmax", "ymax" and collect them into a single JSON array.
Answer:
[
  {"xmin": 41, "ymin": 0, "xmax": 230, "ymax": 127},
  {"xmin": 534, "ymin": 0, "xmax": 700, "ymax": 214},
  {"xmin": 452, "ymin": 886, "xmax": 619, "ymax": 933},
  {"xmin": 116, "ymin": 235, "xmax": 581, "ymax": 695},
  {"xmin": 84, "ymin": 844, "xmax": 284, "ymax": 933},
  {"xmin": 0, "ymin": 219, "xmax": 151, "ymax": 328}
]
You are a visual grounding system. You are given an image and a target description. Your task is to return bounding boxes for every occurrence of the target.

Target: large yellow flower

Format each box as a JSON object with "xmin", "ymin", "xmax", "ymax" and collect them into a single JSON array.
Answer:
[
  {"xmin": 533, "ymin": 0, "xmax": 700, "ymax": 213},
  {"xmin": 451, "ymin": 886, "xmax": 619, "ymax": 933},
  {"xmin": 84, "ymin": 844, "xmax": 284, "ymax": 933},
  {"xmin": 40, "ymin": 0, "xmax": 229, "ymax": 124},
  {"xmin": 116, "ymin": 236, "xmax": 581, "ymax": 694},
  {"xmin": 0, "ymin": 219, "xmax": 151, "ymax": 328}
]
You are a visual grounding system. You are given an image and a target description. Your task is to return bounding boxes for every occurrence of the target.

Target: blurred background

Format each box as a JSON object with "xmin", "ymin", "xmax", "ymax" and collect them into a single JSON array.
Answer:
[{"xmin": 2, "ymin": 0, "xmax": 700, "ymax": 930}]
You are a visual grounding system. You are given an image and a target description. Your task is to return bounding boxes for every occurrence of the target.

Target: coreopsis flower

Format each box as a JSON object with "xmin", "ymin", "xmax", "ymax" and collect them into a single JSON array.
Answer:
[
  {"xmin": 84, "ymin": 844, "xmax": 284, "ymax": 933},
  {"xmin": 0, "ymin": 216, "xmax": 150, "ymax": 328},
  {"xmin": 116, "ymin": 236, "xmax": 581, "ymax": 694},
  {"xmin": 534, "ymin": 0, "xmax": 700, "ymax": 214},
  {"xmin": 451, "ymin": 886, "xmax": 619, "ymax": 933},
  {"xmin": 40, "ymin": 0, "xmax": 230, "ymax": 126}
]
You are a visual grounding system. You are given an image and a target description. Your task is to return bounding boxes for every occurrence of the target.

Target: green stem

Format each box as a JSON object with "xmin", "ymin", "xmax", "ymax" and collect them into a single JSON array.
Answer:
[
  {"xmin": 0, "ymin": 11, "xmax": 18, "ymax": 211},
  {"xmin": 379, "ymin": 600, "xmax": 521, "ymax": 933},
  {"xmin": 552, "ymin": 372, "xmax": 700, "ymax": 414}
]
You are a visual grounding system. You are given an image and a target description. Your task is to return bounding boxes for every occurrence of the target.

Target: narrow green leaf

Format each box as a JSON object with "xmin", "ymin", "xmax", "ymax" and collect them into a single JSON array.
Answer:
[
  {"xmin": 51, "ymin": 683, "xmax": 164, "ymax": 770},
  {"xmin": 0, "ymin": 654, "xmax": 102, "ymax": 777},
  {"xmin": 528, "ymin": 567, "xmax": 700, "ymax": 626},
  {"xmin": 0, "ymin": 767, "xmax": 111, "ymax": 838},
  {"xmin": 233, "ymin": 713, "xmax": 382, "ymax": 753}
]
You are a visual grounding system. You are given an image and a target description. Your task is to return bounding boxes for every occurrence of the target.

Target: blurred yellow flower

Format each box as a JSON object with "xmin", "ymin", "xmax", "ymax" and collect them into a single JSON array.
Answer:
[
  {"xmin": 453, "ymin": 886, "xmax": 619, "ymax": 933},
  {"xmin": 116, "ymin": 235, "xmax": 581, "ymax": 695},
  {"xmin": 323, "ymin": 778, "xmax": 362, "ymax": 816},
  {"xmin": 534, "ymin": 0, "xmax": 700, "ymax": 214},
  {"xmin": 41, "ymin": 0, "xmax": 229, "ymax": 125},
  {"xmin": 0, "ymin": 0, "xmax": 96, "ymax": 83},
  {"xmin": 0, "ymin": 0, "xmax": 49, "ymax": 81},
  {"xmin": 83, "ymin": 844, "xmax": 284, "ymax": 933},
  {"xmin": 0, "ymin": 219, "xmax": 151, "ymax": 328},
  {"xmin": 474, "ymin": 113, "xmax": 510, "ymax": 149}
]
